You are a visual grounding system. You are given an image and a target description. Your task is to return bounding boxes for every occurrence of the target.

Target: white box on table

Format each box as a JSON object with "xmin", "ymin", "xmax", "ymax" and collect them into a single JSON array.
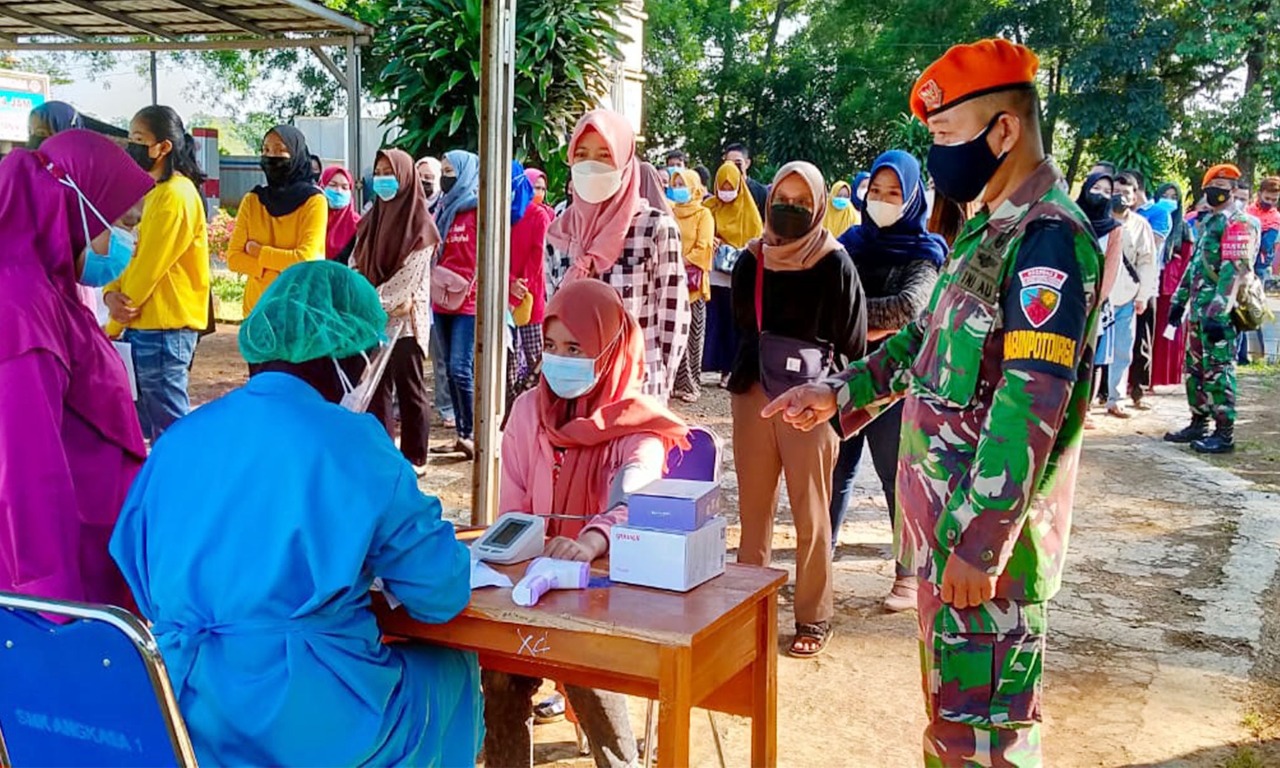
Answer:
[{"xmin": 609, "ymin": 516, "xmax": 727, "ymax": 592}]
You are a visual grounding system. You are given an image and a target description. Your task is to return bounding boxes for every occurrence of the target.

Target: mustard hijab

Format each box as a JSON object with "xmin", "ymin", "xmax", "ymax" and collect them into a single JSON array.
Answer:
[
  {"xmin": 705, "ymin": 161, "xmax": 763, "ymax": 249},
  {"xmin": 822, "ymin": 180, "xmax": 859, "ymax": 236}
]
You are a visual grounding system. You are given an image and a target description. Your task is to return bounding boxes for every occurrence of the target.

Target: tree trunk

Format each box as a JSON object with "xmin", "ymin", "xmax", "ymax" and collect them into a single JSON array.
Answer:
[
  {"xmin": 1042, "ymin": 59, "xmax": 1062, "ymax": 156},
  {"xmin": 1236, "ymin": 0, "xmax": 1268, "ymax": 184},
  {"xmin": 748, "ymin": 0, "xmax": 790, "ymax": 153},
  {"xmin": 1064, "ymin": 133, "xmax": 1085, "ymax": 190}
]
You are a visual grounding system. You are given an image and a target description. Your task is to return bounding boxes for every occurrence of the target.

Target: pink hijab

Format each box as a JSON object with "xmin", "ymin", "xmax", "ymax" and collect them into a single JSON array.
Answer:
[
  {"xmin": 321, "ymin": 166, "xmax": 360, "ymax": 259},
  {"xmin": 546, "ymin": 110, "xmax": 645, "ymax": 280},
  {"xmin": 0, "ymin": 131, "xmax": 153, "ymax": 457}
]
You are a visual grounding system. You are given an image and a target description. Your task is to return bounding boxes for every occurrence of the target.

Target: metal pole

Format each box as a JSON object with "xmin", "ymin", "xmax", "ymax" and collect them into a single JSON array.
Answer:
[
  {"xmin": 471, "ymin": 0, "xmax": 515, "ymax": 526},
  {"xmin": 149, "ymin": 51, "xmax": 157, "ymax": 104},
  {"xmin": 345, "ymin": 37, "xmax": 362, "ymax": 184}
]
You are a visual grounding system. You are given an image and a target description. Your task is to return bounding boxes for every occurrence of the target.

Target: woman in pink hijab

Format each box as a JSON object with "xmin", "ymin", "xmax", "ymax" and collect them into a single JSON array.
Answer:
[
  {"xmin": 545, "ymin": 110, "xmax": 690, "ymax": 403},
  {"xmin": 0, "ymin": 130, "xmax": 153, "ymax": 609}
]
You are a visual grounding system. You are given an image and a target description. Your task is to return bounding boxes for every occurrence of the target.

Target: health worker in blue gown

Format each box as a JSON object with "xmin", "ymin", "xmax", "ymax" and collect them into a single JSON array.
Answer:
[{"xmin": 110, "ymin": 260, "xmax": 482, "ymax": 767}]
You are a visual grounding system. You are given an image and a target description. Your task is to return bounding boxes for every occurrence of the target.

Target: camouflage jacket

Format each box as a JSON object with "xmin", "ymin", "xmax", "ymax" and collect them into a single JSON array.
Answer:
[
  {"xmin": 831, "ymin": 160, "xmax": 1102, "ymax": 603},
  {"xmin": 1173, "ymin": 210, "xmax": 1259, "ymax": 322}
]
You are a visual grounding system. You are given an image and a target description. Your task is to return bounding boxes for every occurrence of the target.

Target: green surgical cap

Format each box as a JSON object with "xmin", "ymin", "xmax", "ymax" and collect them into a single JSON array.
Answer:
[{"xmin": 239, "ymin": 261, "xmax": 388, "ymax": 364}]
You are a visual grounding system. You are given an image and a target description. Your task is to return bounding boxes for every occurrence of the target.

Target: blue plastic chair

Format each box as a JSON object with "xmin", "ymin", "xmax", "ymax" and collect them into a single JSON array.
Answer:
[
  {"xmin": 0, "ymin": 592, "xmax": 197, "ymax": 767},
  {"xmin": 664, "ymin": 425, "xmax": 722, "ymax": 483}
]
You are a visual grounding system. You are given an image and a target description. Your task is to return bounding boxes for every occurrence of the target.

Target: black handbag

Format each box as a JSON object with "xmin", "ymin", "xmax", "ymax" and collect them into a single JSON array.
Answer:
[{"xmin": 754, "ymin": 255, "xmax": 833, "ymax": 400}]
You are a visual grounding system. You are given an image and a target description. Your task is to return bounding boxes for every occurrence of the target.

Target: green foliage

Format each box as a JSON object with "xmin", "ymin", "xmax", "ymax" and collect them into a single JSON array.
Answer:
[{"xmin": 374, "ymin": 0, "xmax": 629, "ymax": 165}]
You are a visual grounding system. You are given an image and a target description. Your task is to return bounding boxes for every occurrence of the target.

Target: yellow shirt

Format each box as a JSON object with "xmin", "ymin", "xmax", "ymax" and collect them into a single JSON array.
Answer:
[
  {"xmin": 105, "ymin": 175, "xmax": 210, "ymax": 336},
  {"xmin": 674, "ymin": 204, "xmax": 715, "ymax": 301},
  {"xmin": 227, "ymin": 192, "xmax": 327, "ymax": 313}
]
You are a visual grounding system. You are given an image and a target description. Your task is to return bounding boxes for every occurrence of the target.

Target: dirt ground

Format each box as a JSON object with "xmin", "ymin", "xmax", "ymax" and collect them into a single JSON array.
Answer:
[{"xmin": 189, "ymin": 328, "xmax": 1280, "ymax": 767}]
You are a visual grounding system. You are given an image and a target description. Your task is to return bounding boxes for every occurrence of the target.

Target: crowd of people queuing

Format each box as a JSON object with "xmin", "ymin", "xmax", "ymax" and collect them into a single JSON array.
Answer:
[{"xmin": 2, "ymin": 32, "xmax": 1278, "ymax": 767}]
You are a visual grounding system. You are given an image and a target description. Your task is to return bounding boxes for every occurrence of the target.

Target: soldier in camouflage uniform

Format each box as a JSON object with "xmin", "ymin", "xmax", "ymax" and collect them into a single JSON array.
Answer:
[
  {"xmin": 763, "ymin": 39, "xmax": 1102, "ymax": 767},
  {"xmin": 1164, "ymin": 163, "xmax": 1258, "ymax": 454}
]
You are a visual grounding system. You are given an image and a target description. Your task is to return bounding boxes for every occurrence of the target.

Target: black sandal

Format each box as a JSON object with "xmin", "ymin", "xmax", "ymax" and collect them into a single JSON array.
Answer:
[{"xmin": 787, "ymin": 622, "xmax": 833, "ymax": 658}]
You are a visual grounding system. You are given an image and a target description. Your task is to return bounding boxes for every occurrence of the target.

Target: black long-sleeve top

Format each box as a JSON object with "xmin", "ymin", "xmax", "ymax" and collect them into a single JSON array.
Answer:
[
  {"xmin": 728, "ymin": 246, "xmax": 868, "ymax": 395},
  {"xmin": 860, "ymin": 259, "xmax": 940, "ymax": 336}
]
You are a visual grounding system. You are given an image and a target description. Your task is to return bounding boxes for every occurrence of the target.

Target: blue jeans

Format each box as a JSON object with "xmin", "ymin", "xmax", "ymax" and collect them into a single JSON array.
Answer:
[
  {"xmin": 434, "ymin": 313, "xmax": 476, "ymax": 440},
  {"xmin": 429, "ymin": 322, "xmax": 455, "ymax": 421},
  {"xmin": 123, "ymin": 328, "xmax": 197, "ymax": 442},
  {"xmin": 1107, "ymin": 300, "xmax": 1137, "ymax": 407}
]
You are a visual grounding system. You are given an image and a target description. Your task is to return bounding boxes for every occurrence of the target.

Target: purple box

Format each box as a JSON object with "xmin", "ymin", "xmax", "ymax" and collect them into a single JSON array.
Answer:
[{"xmin": 626, "ymin": 479, "xmax": 720, "ymax": 532}]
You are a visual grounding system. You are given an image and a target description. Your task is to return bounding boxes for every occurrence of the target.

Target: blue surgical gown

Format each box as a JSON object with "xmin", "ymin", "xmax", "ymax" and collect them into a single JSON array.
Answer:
[{"xmin": 109, "ymin": 372, "xmax": 481, "ymax": 767}]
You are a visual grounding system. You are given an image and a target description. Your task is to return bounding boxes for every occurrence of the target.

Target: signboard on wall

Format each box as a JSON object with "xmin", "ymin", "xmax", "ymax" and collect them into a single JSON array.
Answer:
[{"xmin": 0, "ymin": 70, "xmax": 49, "ymax": 143}]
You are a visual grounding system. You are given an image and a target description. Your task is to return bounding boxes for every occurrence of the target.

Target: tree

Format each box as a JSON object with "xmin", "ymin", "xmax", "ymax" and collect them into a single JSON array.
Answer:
[{"xmin": 374, "ymin": 0, "xmax": 630, "ymax": 166}]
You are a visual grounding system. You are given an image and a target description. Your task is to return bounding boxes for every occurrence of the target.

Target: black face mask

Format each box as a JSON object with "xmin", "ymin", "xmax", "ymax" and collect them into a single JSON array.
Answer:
[
  {"xmin": 422, "ymin": 180, "xmax": 436, "ymax": 198},
  {"xmin": 440, "ymin": 175, "xmax": 458, "ymax": 194},
  {"xmin": 769, "ymin": 204, "xmax": 813, "ymax": 240},
  {"xmin": 260, "ymin": 155, "xmax": 294, "ymax": 186},
  {"xmin": 926, "ymin": 112, "xmax": 1009, "ymax": 204},
  {"xmin": 127, "ymin": 142, "xmax": 156, "ymax": 172},
  {"xmin": 1087, "ymin": 192, "xmax": 1110, "ymax": 211},
  {"xmin": 1111, "ymin": 194, "xmax": 1130, "ymax": 213},
  {"xmin": 1205, "ymin": 187, "xmax": 1232, "ymax": 208}
]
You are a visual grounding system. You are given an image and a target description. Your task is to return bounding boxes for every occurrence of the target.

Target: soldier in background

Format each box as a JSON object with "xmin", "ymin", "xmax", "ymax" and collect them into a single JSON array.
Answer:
[
  {"xmin": 1164, "ymin": 163, "xmax": 1258, "ymax": 454},
  {"xmin": 763, "ymin": 39, "xmax": 1102, "ymax": 767}
]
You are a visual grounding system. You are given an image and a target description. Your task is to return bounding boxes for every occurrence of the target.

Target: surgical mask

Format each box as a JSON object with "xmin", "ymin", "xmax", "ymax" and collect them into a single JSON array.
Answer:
[
  {"xmin": 324, "ymin": 188, "xmax": 352, "ymax": 210},
  {"xmin": 127, "ymin": 142, "xmax": 156, "ymax": 172},
  {"xmin": 334, "ymin": 352, "xmax": 373, "ymax": 412},
  {"xmin": 571, "ymin": 160, "xmax": 623, "ymax": 204},
  {"xmin": 717, "ymin": 188, "xmax": 739, "ymax": 204},
  {"xmin": 1205, "ymin": 187, "xmax": 1231, "ymax": 208},
  {"xmin": 371, "ymin": 175, "xmax": 400, "ymax": 201},
  {"xmin": 440, "ymin": 175, "xmax": 457, "ymax": 194},
  {"xmin": 1231, "ymin": 198, "xmax": 1246, "ymax": 214},
  {"xmin": 667, "ymin": 186, "xmax": 692, "ymax": 204},
  {"xmin": 865, "ymin": 200, "xmax": 904, "ymax": 228},
  {"xmin": 542, "ymin": 353, "xmax": 600, "ymax": 399},
  {"xmin": 81, "ymin": 227, "xmax": 137, "ymax": 287},
  {"xmin": 926, "ymin": 112, "xmax": 1009, "ymax": 204},
  {"xmin": 769, "ymin": 204, "xmax": 813, "ymax": 240},
  {"xmin": 532, "ymin": 189, "xmax": 546, "ymax": 205},
  {"xmin": 831, "ymin": 196, "xmax": 851, "ymax": 211},
  {"xmin": 260, "ymin": 156, "xmax": 293, "ymax": 186},
  {"xmin": 57, "ymin": 172, "xmax": 136, "ymax": 287}
]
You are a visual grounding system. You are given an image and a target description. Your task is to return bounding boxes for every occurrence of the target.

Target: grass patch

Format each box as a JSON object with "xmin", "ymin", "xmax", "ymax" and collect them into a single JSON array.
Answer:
[
  {"xmin": 1221, "ymin": 745, "xmax": 1264, "ymax": 768},
  {"xmin": 211, "ymin": 270, "xmax": 246, "ymax": 324}
]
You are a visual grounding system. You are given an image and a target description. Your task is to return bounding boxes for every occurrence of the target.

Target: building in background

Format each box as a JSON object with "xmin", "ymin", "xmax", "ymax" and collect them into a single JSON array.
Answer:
[{"xmin": 605, "ymin": 0, "xmax": 646, "ymax": 144}]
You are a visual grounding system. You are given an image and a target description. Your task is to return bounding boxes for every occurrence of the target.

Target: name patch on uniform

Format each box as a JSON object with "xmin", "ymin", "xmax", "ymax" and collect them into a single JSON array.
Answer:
[
  {"xmin": 1017, "ymin": 267, "xmax": 1068, "ymax": 328},
  {"xmin": 1004, "ymin": 330, "xmax": 1077, "ymax": 368},
  {"xmin": 955, "ymin": 239, "xmax": 1007, "ymax": 305}
]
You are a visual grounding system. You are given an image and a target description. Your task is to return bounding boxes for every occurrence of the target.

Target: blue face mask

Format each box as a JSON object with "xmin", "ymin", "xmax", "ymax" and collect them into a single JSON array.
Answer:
[
  {"xmin": 831, "ymin": 196, "xmax": 851, "ymax": 211},
  {"xmin": 541, "ymin": 353, "xmax": 600, "ymax": 399},
  {"xmin": 371, "ymin": 175, "xmax": 400, "ymax": 202},
  {"xmin": 666, "ymin": 186, "xmax": 692, "ymax": 204},
  {"xmin": 80, "ymin": 227, "xmax": 137, "ymax": 287},
  {"xmin": 325, "ymin": 187, "xmax": 352, "ymax": 210},
  {"xmin": 58, "ymin": 172, "xmax": 136, "ymax": 287}
]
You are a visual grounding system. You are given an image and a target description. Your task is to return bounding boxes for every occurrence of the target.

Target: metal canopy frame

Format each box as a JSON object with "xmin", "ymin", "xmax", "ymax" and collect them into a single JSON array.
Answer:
[{"xmin": 0, "ymin": 0, "xmax": 370, "ymax": 175}]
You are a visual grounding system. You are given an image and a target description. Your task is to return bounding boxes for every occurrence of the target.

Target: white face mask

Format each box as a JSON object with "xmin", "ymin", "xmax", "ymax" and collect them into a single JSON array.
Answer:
[
  {"xmin": 865, "ymin": 199, "xmax": 904, "ymax": 228},
  {"xmin": 571, "ymin": 160, "xmax": 623, "ymax": 204},
  {"xmin": 334, "ymin": 353, "xmax": 373, "ymax": 412},
  {"xmin": 717, "ymin": 188, "xmax": 739, "ymax": 203}
]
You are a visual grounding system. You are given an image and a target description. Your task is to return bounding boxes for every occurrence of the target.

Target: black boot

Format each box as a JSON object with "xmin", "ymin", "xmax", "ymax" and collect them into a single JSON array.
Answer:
[
  {"xmin": 1193, "ymin": 423, "xmax": 1235, "ymax": 454},
  {"xmin": 1164, "ymin": 417, "xmax": 1210, "ymax": 443}
]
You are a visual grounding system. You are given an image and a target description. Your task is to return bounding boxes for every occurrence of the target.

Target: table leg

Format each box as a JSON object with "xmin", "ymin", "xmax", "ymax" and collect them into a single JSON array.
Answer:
[
  {"xmin": 657, "ymin": 646, "xmax": 692, "ymax": 768},
  {"xmin": 751, "ymin": 593, "xmax": 778, "ymax": 767}
]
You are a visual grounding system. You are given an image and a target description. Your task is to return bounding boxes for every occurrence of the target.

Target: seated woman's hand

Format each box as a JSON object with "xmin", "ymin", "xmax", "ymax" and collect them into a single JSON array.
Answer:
[{"xmin": 542, "ymin": 530, "xmax": 607, "ymax": 562}]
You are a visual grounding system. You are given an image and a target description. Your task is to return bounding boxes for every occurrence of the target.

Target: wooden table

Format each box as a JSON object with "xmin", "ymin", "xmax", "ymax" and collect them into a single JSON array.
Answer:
[{"xmin": 376, "ymin": 562, "xmax": 787, "ymax": 767}]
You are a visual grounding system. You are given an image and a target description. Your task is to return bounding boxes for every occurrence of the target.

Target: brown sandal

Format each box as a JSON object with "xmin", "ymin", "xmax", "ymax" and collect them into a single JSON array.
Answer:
[{"xmin": 787, "ymin": 622, "xmax": 832, "ymax": 658}]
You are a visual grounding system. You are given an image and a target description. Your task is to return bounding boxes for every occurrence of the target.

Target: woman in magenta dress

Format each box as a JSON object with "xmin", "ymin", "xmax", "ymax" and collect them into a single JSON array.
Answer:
[
  {"xmin": 0, "ymin": 130, "xmax": 153, "ymax": 608},
  {"xmin": 1152, "ymin": 182, "xmax": 1194, "ymax": 387}
]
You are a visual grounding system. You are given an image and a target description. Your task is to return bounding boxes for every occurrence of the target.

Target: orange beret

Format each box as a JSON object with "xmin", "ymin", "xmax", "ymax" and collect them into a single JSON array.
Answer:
[
  {"xmin": 1202, "ymin": 163, "xmax": 1241, "ymax": 189},
  {"xmin": 911, "ymin": 39, "xmax": 1040, "ymax": 122}
]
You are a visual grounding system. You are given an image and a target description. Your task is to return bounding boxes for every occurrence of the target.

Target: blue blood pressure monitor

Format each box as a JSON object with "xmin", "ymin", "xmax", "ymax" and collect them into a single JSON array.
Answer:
[{"xmin": 473, "ymin": 513, "xmax": 547, "ymax": 564}]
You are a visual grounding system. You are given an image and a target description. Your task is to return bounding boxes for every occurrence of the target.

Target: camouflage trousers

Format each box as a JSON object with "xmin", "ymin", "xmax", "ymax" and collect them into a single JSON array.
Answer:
[
  {"xmin": 1184, "ymin": 319, "xmax": 1237, "ymax": 427},
  {"xmin": 918, "ymin": 583, "xmax": 1047, "ymax": 767}
]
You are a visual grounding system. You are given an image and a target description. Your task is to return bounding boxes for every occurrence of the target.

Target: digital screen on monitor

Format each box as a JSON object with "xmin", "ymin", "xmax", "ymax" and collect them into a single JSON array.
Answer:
[{"xmin": 488, "ymin": 518, "xmax": 531, "ymax": 548}]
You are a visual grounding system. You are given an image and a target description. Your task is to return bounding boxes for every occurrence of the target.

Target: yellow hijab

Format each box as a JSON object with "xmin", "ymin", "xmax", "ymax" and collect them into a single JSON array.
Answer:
[
  {"xmin": 705, "ymin": 161, "xmax": 763, "ymax": 249},
  {"xmin": 822, "ymin": 180, "xmax": 859, "ymax": 236}
]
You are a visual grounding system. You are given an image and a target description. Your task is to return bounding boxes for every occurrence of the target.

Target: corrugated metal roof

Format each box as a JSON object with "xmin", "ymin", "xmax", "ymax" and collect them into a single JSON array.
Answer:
[{"xmin": 0, "ymin": 0, "xmax": 366, "ymax": 46}]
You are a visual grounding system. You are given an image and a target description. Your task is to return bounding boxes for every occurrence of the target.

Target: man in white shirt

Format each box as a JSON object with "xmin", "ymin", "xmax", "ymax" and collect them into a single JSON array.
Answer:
[{"xmin": 1106, "ymin": 173, "xmax": 1158, "ymax": 418}]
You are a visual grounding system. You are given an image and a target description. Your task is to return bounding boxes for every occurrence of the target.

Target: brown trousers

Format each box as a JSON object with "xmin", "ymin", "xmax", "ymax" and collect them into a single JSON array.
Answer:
[{"xmin": 732, "ymin": 384, "xmax": 838, "ymax": 625}]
